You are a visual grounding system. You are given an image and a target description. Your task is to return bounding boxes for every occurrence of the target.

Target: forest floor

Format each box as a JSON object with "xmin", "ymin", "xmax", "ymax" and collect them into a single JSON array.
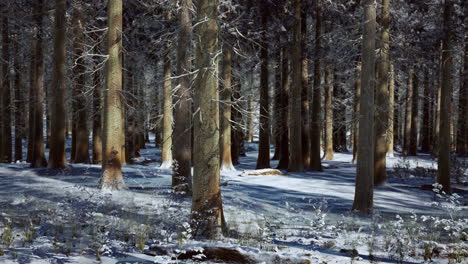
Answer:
[{"xmin": 0, "ymin": 137, "xmax": 467, "ymax": 263}]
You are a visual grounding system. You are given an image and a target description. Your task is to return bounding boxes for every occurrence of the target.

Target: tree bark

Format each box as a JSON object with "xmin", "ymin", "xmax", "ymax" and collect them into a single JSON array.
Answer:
[
  {"xmin": 161, "ymin": 19, "xmax": 173, "ymax": 169},
  {"xmin": 1, "ymin": 17, "xmax": 12, "ymax": 163},
  {"xmin": 408, "ymin": 73, "xmax": 419, "ymax": 156},
  {"xmin": 220, "ymin": 47, "xmax": 235, "ymax": 171},
  {"xmin": 387, "ymin": 63, "xmax": 395, "ymax": 156},
  {"xmin": 31, "ymin": 0, "xmax": 47, "ymax": 168},
  {"xmin": 352, "ymin": 61, "xmax": 361, "ymax": 164},
  {"xmin": 99, "ymin": 0, "xmax": 126, "ymax": 190},
  {"xmin": 374, "ymin": 0, "xmax": 390, "ymax": 186},
  {"xmin": 172, "ymin": 0, "xmax": 193, "ymax": 194},
  {"xmin": 456, "ymin": 27, "xmax": 467, "ymax": 156},
  {"xmin": 277, "ymin": 48, "xmax": 290, "ymax": 170},
  {"xmin": 301, "ymin": 1, "xmax": 310, "ymax": 168},
  {"xmin": 13, "ymin": 32, "xmax": 23, "ymax": 162},
  {"xmin": 421, "ymin": 70, "xmax": 431, "ymax": 152},
  {"xmin": 48, "ymin": 0, "xmax": 68, "ymax": 168},
  {"xmin": 352, "ymin": 0, "xmax": 375, "ymax": 214},
  {"xmin": 438, "ymin": 0, "xmax": 454, "ymax": 193},
  {"xmin": 309, "ymin": 0, "xmax": 323, "ymax": 171},
  {"xmin": 288, "ymin": 0, "xmax": 304, "ymax": 172},
  {"xmin": 403, "ymin": 67, "xmax": 413, "ymax": 156},
  {"xmin": 92, "ymin": 32, "xmax": 103, "ymax": 164},
  {"xmin": 191, "ymin": 0, "xmax": 226, "ymax": 239},
  {"xmin": 256, "ymin": 3, "xmax": 270, "ymax": 169},
  {"xmin": 323, "ymin": 65, "xmax": 334, "ymax": 160}
]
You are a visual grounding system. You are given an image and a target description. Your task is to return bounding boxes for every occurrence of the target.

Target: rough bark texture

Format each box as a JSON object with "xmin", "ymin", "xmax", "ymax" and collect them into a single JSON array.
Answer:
[
  {"xmin": 48, "ymin": 0, "xmax": 68, "ymax": 168},
  {"xmin": 161, "ymin": 20, "xmax": 173, "ymax": 169},
  {"xmin": 374, "ymin": 0, "xmax": 390, "ymax": 186},
  {"xmin": 1, "ymin": 17, "xmax": 12, "ymax": 163},
  {"xmin": 387, "ymin": 63, "xmax": 395, "ymax": 156},
  {"xmin": 438, "ymin": 0, "xmax": 453, "ymax": 193},
  {"xmin": 403, "ymin": 68, "xmax": 413, "ymax": 156},
  {"xmin": 99, "ymin": 0, "xmax": 126, "ymax": 190},
  {"xmin": 352, "ymin": 61, "xmax": 361, "ymax": 164},
  {"xmin": 323, "ymin": 65, "xmax": 334, "ymax": 160},
  {"xmin": 288, "ymin": 0, "xmax": 304, "ymax": 172},
  {"xmin": 31, "ymin": 0, "xmax": 47, "ymax": 168},
  {"xmin": 301, "ymin": 2, "xmax": 310, "ymax": 169},
  {"xmin": 277, "ymin": 48, "xmax": 290, "ymax": 170},
  {"xmin": 352, "ymin": 0, "xmax": 375, "ymax": 214},
  {"xmin": 457, "ymin": 28, "xmax": 467, "ymax": 157},
  {"xmin": 309, "ymin": 0, "xmax": 323, "ymax": 172},
  {"xmin": 256, "ymin": 3, "xmax": 270, "ymax": 169},
  {"xmin": 72, "ymin": 1, "xmax": 90, "ymax": 164},
  {"xmin": 172, "ymin": 0, "xmax": 193, "ymax": 195},
  {"xmin": 220, "ymin": 47, "xmax": 235, "ymax": 171},
  {"xmin": 272, "ymin": 51, "xmax": 282, "ymax": 161},
  {"xmin": 191, "ymin": 0, "xmax": 226, "ymax": 239}
]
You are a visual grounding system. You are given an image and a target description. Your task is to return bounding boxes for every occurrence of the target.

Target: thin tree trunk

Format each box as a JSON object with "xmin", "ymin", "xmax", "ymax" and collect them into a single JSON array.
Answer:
[
  {"xmin": 309, "ymin": 0, "xmax": 323, "ymax": 171},
  {"xmin": 352, "ymin": 61, "xmax": 361, "ymax": 164},
  {"xmin": 301, "ymin": 1, "xmax": 310, "ymax": 168},
  {"xmin": 161, "ymin": 23, "xmax": 173, "ymax": 169},
  {"xmin": 403, "ymin": 67, "xmax": 413, "ymax": 156},
  {"xmin": 231, "ymin": 73, "xmax": 242, "ymax": 165},
  {"xmin": 172, "ymin": 0, "xmax": 193, "ymax": 194},
  {"xmin": 387, "ymin": 63, "xmax": 395, "ymax": 156},
  {"xmin": 1, "ymin": 17, "xmax": 12, "ymax": 163},
  {"xmin": 99, "ymin": 0, "xmax": 125, "ymax": 190},
  {"xmin": 220, "ymin": 47, "xmax": 235, "ymax": 171},
  {"xmin": 27, "ymin": 36, "xmax": 35, "ymax": 163},
  {"xmin": 272, "ymin": 50, "xmax": 281, "ymax": 161},
  {"xmin": 374, "ymin": 0, "xmax": 390, "ymax": 186},
  {"xmin": 256, "ymin": 3, "xmax": 271, "ymax": 169},
  {"xmin": 277, "ymin": 48, "xmax": 289, "ymax": 170},
  {"xmin": 457, "ymin": 35, "xmax": 467, "ymax": 156},
  {"xmin": 352, "ymin": 0, "xmax": 375, "ymax": 214},
  {"xmin": 13, "ymin": 30, "xmax": 23, "ymax": 161},
  {"xmin": 409, "ymin": 73, "xmax": 419, "ymax": 156},
  {"xmin": 288, "ymin": 0, "xmax": 304, "ymax": 172},
  {"xmin": 438, "ymin": 0, "xmax": 454, "ymax": 193},
  {"xmin": 48, "ymin": 0, "xmax": 68, "ymax": 168},
  {"xmin": 191, "ymin": 0, "xmax": 226, "ymax": 239},
  {"xmin": 323, "ymin": 65, "xmax": 334, "ymax": 160},
  {"xmin": 31, "ymin": 0, "xmax": 47, "ymax": 168},
  {"xmin": 92, "ymin": 33, "xmax": 103, "ymax": 164}
]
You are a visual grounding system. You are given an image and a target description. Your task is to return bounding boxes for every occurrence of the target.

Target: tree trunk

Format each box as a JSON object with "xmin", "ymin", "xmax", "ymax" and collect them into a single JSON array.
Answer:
[
  {"xmin": 31, "ymin": 0, "xmax": 47, "ymax": 168},
  {"xmin": 48, "ymin": 0, "xmax": 68, "ymax": 168},
  {"xmin": 92, "ymin": 32, "xmax": 103, "ymax": 164},
  {"xmin": 456, "ymin": 30, "xmax": 467, "ymax": 156},
  {"xmin": 220, "ymin": 47, "xmax": 235, "ymax": 171},
  {"xmin": 403, "ymin": 67, "xmax": 413, "ymax": 156},
  {"xmin": 231, "ymin": 75, "xmax": 242, "ymax": 165},
  {"xmin": 438, "ymin": 0, "xmax": 454, "ymax": 193},
  {"xmin": 99, "ymin": 0, "xmax": 125, "ymax": 190},
  {"xmin": 1, "ymin": 17, "xmax": 12, "ymax": 163},
  {"xmin": 272, "ymin": 50, "xmax": 282, "ymax": 161},
  {"xmin": 191, "ymin": 0, "xmax": 226, "ymax": 239},
  {"xmin": 72, "ymin": 1, "xmax": 90, "ymax": 164},
  {"xmin": 256, "ymin": 3, "xmax": 270, "ymax": 169},
  {"xmin": 288, "ymin": 0, "xmax": 304, "ymax": 172},
  {"xmin": 301, "ymin": 2, "xmax": 310, "ymax": 168},
  {"xmin": 409, "ymin": 73, "xmax": 419, "ymax": 156},
  {"xmin": 27, "ymin": 36, "xmax": 35, "ymax": 163},
  {"xmin": 13, "ymin": 32, "xmax": 23, "ymax": 162},
  {"xmin": 352, "ymin": 61, "xmax": 361, "ymax": 164},
  {"xmin": 387, "ymin": 63, "xmax": 395, "ymax": 156},
  {"xmin": 277, "ymin": 48, "xmax": 290, "ymax": 170},
  {"xmin": 323, "ymin": 65, "xmax": 334, "ymax": 160},
  {"xmin": 309, "ymin": 0, "xmax": 323, "ymax": 172},
  {"xmin": 352, "ymin": 0, "xmax": 375, "ymax": 214},
  {"xmin": 374, "ymin": 0, "xmax": 390, "ymax": 186},
  {"xmin": 246, "ymin": 93, "xmax": 254, "ymax": 143},
  {"xmin": 172, "ymin": 0, "xmax": 193, "ymax": 194},
  {"xmin": 161, "ymin": 25, "xmax": 173, "ymax": 169},
  {"xmin": 421, "ymin": 70, "xmax": 431, "ymax": 152}
]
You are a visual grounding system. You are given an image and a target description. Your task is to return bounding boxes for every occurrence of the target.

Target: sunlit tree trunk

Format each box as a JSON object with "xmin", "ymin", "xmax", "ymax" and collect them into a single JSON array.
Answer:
[
  {"xmin": 309, "ymin": 0, "xmax": 323, "ymax": 171},
  {"xmin": 374, "ymin": 0, "xmax": 390, "ymax": 186},
  {"xmin": 99, "ymin": 0, "xmax": 126, "ymax": 190},
  {"xmin": 191, "ymin": 0, "xmax": 226, "ymax": 239},
  {"xmin": 161, "ymin": 13, "xmax": 173, "ymax": 169},
  {"xmin": 220, "ymin": 47, "xmax": 235, "ymax": 171},
  {"xmin": 48, "ymin": 0, "xmax": 68, "ymax": 168},
  {"xmin": 352, "ymin": 0, "xmax": 375, "ymax": 214},
  {"xmin": 438, "ymin": 0, "xmax": 454, "ymax": 193},
  {"xmin": 387, "ymin": 63, "xmax": 395, "ymax": 156},
  {"xmin": 172, "ymin": 0, "xmax": 193, "ymax": 194},
  {"xmin": 323, "ymin": 65, "xmax": 334, "ymax": 160}
]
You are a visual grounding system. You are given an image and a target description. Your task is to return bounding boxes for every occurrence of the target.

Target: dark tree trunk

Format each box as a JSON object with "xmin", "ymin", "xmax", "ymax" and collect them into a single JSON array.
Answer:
[
  {"xmin": 1, "ymin": 17, "xmax": 12, "ymax": 163},
  {"xmin": 277, "ymin": 48, "xmax": 289, "ymax": 170}
]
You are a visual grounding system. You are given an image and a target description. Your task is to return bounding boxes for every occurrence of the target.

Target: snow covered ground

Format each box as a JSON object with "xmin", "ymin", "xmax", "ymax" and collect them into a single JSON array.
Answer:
[{"xmin": 0, "ymin": 138, "xmax": 466, "ymax": 263}]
